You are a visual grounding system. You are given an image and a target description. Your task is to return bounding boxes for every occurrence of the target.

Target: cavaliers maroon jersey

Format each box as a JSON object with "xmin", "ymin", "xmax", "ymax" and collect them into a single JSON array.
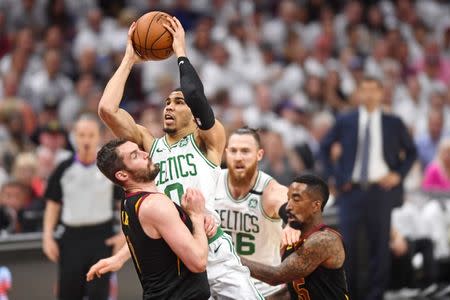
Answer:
[
  {"xmin": 282, "ymin": 224, "xmax": 350, "ymax": 300},
  {"xmin": 121, "ymin": 191, "xmax": 210, "ymax": 300}
]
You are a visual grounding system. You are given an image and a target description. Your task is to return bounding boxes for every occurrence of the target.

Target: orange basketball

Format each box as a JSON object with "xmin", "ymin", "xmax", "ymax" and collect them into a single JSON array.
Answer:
[{"xmin": 132, "ymin": 11, "xmax": 174, "ymax": 61}]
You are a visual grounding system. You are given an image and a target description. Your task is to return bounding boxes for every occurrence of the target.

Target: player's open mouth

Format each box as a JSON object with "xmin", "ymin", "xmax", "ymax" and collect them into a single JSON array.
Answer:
[{"xmin": 164, "ymin": 114, "xmax": 175, "ymax": 125}]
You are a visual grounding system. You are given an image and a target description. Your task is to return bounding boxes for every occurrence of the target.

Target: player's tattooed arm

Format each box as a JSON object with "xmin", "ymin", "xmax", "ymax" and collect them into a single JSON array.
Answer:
[{"xmin": 241, "ymin": 231, "xmax": 343, "ymax": 285}]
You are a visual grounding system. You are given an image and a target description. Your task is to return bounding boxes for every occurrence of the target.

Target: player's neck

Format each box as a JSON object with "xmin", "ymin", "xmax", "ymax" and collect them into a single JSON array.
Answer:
[
  {"xmin": 301, "ymin": 216, "xmax": 324, "ymax": 237},
  {"xmin": 125, "ymin": 181, "xmax": 158, "ymax": 194},
  {"xmin": 228, "ymin": 171, "xmax": 258, "ymax": 199},
  {"xmin": 165, "ymin": 126, "xmax": 194, "ymax": 145}
]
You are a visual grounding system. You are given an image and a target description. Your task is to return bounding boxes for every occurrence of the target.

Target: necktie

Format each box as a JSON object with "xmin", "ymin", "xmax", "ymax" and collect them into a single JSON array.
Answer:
[{"xmin": 360, "ymin": 117, "xmax": 371, "ymax": 185}]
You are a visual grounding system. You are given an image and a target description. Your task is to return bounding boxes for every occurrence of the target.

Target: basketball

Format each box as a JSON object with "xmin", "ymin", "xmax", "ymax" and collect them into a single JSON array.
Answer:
[{"xmin": 132, "ymin": 11, "xmax": 174, "ymax": 61}]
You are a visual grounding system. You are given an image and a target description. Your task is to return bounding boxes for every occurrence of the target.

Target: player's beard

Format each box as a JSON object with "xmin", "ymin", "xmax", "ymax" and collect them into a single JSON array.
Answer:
[
  {"xmin": 128, "ymin": 162, "xmax": 160, "ymax": 183},
  {"xmin": 163, "ymin": 126, "xmax": 176, "ymax": 134},
  {"xmin": 286, "ymin": 211, "xmax": 304, "ymax": 230},
  {"xmin": 229, "ymin": 159, "xmax": 258, "ymax": 187},
  {"xmin": 288, "ymin": 220, "xmax": 304, "ymax": 230}
]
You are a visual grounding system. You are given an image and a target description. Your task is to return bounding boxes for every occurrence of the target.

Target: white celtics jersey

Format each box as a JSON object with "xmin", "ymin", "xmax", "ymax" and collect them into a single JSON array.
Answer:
[
  {"xmin": 215, "ymin": 169, "xmax": 284, "ymax": 296},
  {"xmin": 149, "ymin": 133, "xmax": 220, "ymax": 221}
]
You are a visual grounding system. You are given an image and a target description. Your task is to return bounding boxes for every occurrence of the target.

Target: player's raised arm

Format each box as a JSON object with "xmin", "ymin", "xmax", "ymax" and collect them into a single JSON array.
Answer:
[
  {"xmin": 98, "ymin": 22, "xmax": 154, "ymax": 152},
  {"xmin": 163, "ymin": 17, "xmax": 226, "ymax": 165}
]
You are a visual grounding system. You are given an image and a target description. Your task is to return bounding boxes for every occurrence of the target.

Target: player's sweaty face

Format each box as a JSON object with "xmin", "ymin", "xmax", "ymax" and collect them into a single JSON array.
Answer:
[
  {"xmin": 163, "ymin": 91, "xmax": 193, "ymax": 134},
  {"xmin": 226, "ymin": 134, "xmax": 261, "ymax": 179},
  {"xmin": 286, "ymin": 183, "xmax": 317, "ymax": 230},
  {"xmin": 119, "ymin": 141, "xmax": 154, "ymax": 171}
]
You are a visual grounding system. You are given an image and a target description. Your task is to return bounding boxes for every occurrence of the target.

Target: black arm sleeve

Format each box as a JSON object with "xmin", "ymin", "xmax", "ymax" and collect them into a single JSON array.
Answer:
[{"xmin": 178, "ymin": 56, "xmax": 215, "ymax": 130}]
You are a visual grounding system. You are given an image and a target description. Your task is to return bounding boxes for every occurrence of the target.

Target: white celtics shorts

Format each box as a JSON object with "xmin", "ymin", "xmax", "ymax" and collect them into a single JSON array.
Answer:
[
  {"xmin": 252, "ymin": 278, "xmax": 284, "ymax": 298},
  {"xmin": 207, "ymin": 229, "xmax": 264, "ymax": 300}
]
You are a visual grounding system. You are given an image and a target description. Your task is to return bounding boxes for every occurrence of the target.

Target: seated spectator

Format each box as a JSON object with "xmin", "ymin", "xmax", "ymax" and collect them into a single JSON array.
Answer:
[
  {"xmin": 422, "ymin": 137, "xmax": 450, "ymax": 192},
  {"xmin": 11, "ymin": 152, "xmax": 45, "ymax": 200},
  {"xmin": 0, "ymin": 181, "xmax": 34, "ymax": 233},
  {"xmin": 259, "ymin": 129, "xmax": 303, "ymax": 185},
  {"xmin": 389, "ymin": 227, "xmax": 436, "ymax": 292},
  {"xmin": 416, "ymin": 108, "xmax": 447, "ymax": 169},
  {"xmin": 0, "ymin": 266, "xmax": 11, "ymax": 299}
]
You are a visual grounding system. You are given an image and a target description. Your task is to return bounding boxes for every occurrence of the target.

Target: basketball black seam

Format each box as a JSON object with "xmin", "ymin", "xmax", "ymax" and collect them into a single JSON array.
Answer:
[
  {"xmin": 152, "ymin": 46, "xmax": 173, "ymax": 50},
  {"xmin": 150, "ymin": 21, "xmax": 171, "ymax": 50},
  {"xmin": 144, "ymin": 12, "xmax": 159, "ymax": 50},
  {"xmin": 150, "ymin": 49, "xmax": 165, "ymax": 59},
  {"xmin": 136, "ymin": 21, "xmax": 142, "ymax": 52}
]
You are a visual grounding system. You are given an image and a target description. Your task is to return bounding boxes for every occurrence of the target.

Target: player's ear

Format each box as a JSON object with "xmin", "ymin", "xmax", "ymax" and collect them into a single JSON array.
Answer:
[
  {"xmin": 256, "ymin": 148, "xmax": 264, "ymax": 161},
  {"xmin": 314, "ymin": 200, "xmax": 322, "ymax": 213},
  {"xmin": 115, "ymin": 170, "xmax": 128, "ymax": 182}
]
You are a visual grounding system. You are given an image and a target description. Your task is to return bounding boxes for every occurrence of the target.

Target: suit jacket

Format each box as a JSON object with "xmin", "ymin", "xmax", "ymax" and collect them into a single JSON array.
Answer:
[{"xmin": 320, "ymin": 109, "xmax": 417, "ymax": 206}]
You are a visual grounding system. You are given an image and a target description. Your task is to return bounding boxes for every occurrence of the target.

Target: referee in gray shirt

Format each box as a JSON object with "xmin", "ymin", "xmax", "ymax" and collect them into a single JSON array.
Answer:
[{"xmin": 42, "ymin": 114, "xmax": 124, "ymax": 300}]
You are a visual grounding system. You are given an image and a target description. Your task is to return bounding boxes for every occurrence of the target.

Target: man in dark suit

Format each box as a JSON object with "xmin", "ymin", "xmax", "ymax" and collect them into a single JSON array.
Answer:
[{"xmin": 320, "ymin": 77, "xmax": 417, "ymax": 300}]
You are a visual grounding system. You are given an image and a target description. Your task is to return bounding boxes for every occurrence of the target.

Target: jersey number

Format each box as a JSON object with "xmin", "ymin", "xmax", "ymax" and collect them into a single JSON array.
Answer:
[
  {"xmin": 293, "ymin": 278, "xmax": 311, "ymax": 300},
  {"xmin": 164, "ymin": 183, "xmax": 184, "ymax": 205},
  {"xmin": 225, "ymin": 231, "xmax": 255, "ymax": 255}
]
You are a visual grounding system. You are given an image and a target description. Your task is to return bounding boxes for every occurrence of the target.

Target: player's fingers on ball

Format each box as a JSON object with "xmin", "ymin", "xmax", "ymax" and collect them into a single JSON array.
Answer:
[
  {"xmin": 173, "ymin": 16, "xmax": 182, "ymax": 27},
  {"xmin": 164, "ymin": 16, "xmax": 176, "ymax": 30},
  {"xmin": 162, "ymin": 23, "xmax": 175, "ymax": 35}
]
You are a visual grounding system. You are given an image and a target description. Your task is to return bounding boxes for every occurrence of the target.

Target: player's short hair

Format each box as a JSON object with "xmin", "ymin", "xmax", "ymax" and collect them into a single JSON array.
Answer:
[
  {"xmin": 97, "ymin": 139, "xmax": 128, "ymax": 186},
  {"xmin": 293, "ymin": 174, "xmax": 329, "ymax": 211},
  {"xmin": 230, "ymin": 126, "xmax": 261, "ymax": 148}
]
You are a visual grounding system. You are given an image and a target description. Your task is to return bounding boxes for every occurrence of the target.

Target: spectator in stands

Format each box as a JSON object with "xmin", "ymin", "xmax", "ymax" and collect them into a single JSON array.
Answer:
[
  {"xmin": 422, "ymin": 137, "xmax": 450, "ymax": 192},
  {"xmin": 58, "ymin": 73, "xmax": 97, "ymax": 128},
  {"xmin": 415, "ymin": 109, "xmax": 446, "ymax": 169},
  {"xmin": 0, "ymin": 181, "xmax": 33, "ymax": 233},
  {"xmin": 321, "ymin": 77, "xmax": 417, "ymax": 300},
  {"xmin": 0, "ymin": 71, "xmax": 37, "ymax": 135},
  {"xmin": 11, "ymin": 152, "xmax": 42, "ymax": 199},
  {"xmin": 22, "ymin": 48, "xmax": 73, "ymax": 112},
  {"xmin": 260, "ymin": 129, "xmax": 303, "ymax": 186},
  {"xmin": 0, "ymin": 111, "xmax": 35, "ymax": 173}
]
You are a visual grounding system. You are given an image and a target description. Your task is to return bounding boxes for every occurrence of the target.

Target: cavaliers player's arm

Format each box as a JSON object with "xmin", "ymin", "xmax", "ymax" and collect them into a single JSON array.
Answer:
[
  {"xmin": 140, "ymin": 193, "xmax": 208, "ymax": 272},
  {"xmin": 241, "ymin": 231, "xmax": 345, "ymax": 285},
  {"xmin": 164, "ymin": 17, "xmax": 226, "ymax": 166},
  {"xmin": 97, "ymin": 22, "xmax": 154, "ymax": 153}
]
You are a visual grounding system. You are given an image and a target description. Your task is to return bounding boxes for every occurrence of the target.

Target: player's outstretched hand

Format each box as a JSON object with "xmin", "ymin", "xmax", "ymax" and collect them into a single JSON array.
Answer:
[
  {"xmin": 280, "ymin": 224, "xmax": 301, "ymax": 250},
  {"xmin": 162, "ymin": 16, "xmax": 186, "ymax": 58},
  {"xmin": 86, "ymin": 256, "xmax": 124, "ymax": 281},
  {"xmin": 204, "ymin": 214, "xmax": 218, "ymax": 238},
  {"xmin": 124, "ymin": 22, "xmax": 144, "ymax": 64},
  {"xmin": 181, "ymin": 188, "xmax": 205, "ymax": 217}
]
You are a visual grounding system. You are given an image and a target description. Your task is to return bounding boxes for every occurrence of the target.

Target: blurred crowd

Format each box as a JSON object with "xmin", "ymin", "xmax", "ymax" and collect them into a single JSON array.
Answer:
[{"xmin": 0, "ymin": 0, "xmax": 449, "ymax": 296}]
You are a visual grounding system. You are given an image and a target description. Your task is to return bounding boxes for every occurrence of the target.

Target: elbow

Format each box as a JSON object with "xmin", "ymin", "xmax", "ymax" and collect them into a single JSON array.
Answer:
[
  {"xmin": 98, "ymin": 101, "xmax": 116, "ymax": 119},
  {"xmin": 188, "ymin": 257, "xmax": 207, "ymax": 273}
]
